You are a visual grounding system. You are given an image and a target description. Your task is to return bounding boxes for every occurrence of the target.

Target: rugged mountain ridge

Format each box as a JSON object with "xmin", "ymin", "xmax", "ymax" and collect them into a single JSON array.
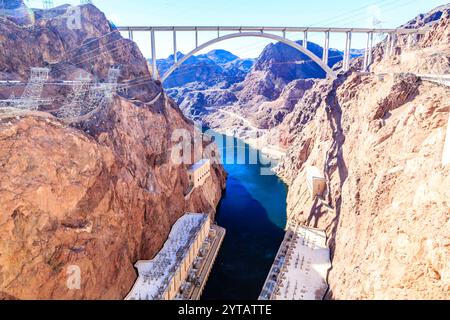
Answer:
[
  {"xmin": 0, "ymin": 3, "xmax": 225, "ymax": 300},
  {"xmin": 157, "ymin": 49, "xmax": 254, "ymax": 88},
  {"xmin": 163, "ymin": 40, "xmax": 347, "ymax": 124}
]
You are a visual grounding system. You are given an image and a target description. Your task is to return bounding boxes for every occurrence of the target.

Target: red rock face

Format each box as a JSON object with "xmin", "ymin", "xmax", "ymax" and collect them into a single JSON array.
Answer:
[
  {"xmin": 276, "ymin": 15, "xmax": 450, "ymax": 299},
  {"xmin": 0, "ymin": 4, "xmax": 225, "ymax": 300}
]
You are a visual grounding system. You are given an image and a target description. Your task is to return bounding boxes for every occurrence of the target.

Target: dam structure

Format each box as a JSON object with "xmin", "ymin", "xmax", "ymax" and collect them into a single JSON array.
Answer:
[
  {"xmin": 125, "ymin": 213, "xmax": 225, "ymax": 300},
  {"xmin": 259, "ymin": 226, "xmax": 331, "ymax": 300}
]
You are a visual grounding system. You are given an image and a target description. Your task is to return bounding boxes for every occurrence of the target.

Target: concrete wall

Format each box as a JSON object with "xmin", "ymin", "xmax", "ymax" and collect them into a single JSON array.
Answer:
[
  {"xmin": 163, "ymin": 216, "xmax": 211, "ymax": 300},
  {"xmin": 188, "ymin": 160, "xmax": 211, "ymax": 189}
]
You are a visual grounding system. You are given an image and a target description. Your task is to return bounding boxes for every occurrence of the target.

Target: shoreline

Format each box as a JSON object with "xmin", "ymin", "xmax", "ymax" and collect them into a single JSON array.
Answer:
[{"xmin": 204, "ymin": 126, "xmax": 287, "ymax": 161}]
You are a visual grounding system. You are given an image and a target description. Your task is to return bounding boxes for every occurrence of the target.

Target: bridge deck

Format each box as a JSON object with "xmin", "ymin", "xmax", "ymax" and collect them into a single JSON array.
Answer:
[{"xmin": 117, "ymin": 26, "xmax": 428, "ymax": 34}]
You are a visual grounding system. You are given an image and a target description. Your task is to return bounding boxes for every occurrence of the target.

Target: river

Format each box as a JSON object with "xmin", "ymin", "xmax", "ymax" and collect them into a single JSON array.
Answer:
[{"xmin": 201, "ymin": 133, "xmax": 288, "ymax": 300}]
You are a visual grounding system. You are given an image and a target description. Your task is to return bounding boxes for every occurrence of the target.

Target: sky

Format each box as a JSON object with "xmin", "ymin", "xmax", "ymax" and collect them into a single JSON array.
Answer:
[{"xmin": 25, "ymin": 0, "xmax": 450, "ymax": 59}]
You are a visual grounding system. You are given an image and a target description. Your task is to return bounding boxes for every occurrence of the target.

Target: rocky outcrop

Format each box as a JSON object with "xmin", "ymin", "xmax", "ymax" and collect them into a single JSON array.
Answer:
[
  {"xmin": 157, "ymin": 50, "xmax": 254, "ymax": 120},
  {"xmin": 0, "ymin": 3, "xmax": 225, "ymax": 300},
  {"xmin": 157, "ymin": 50, "xmax": 254, "ymax": 89},
  {"xmin": 0, "ymin": 0, "xmax": 34, "ymax": 26},
  {"xmin": 275, "ymin": 12, "xmax": 450, "ymax": 299},
  {"xmin": 402, "ymin": 3, "xmax": 450, "ymax": 28},
  {"xmin": 253, "ymin": 40, "xmax": 342, "ymax": 81}
]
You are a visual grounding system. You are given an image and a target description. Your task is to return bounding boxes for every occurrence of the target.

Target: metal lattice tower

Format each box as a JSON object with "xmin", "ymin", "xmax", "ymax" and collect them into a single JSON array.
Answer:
[
  {"xmin": 80, "ymin": 0, "xmax": 93, "ymax": 4},
  {"xmin": 1, "ymin": 0, "xmax": 6, "ymax": 21},
  {"xmin": 16, "ymin": 67, "xmax": 50, "ymax": 110},
  {"xmin": 102, "ymin": 66, "xmax": 121, "ymax": 100},
  {"xmin": 108, "ymin": 66, "xmax": 121, "ymax": 85},
  {"xmin": 56, "ymin": 75, "xmax": 91, "ymax": 119},
  {"xmin": 68, "ymin": 66, "xmax": 121, "ymax": 119},
  {"xmin": 42, "ymin": 0, "xmax": 53, "ymax": 10}
]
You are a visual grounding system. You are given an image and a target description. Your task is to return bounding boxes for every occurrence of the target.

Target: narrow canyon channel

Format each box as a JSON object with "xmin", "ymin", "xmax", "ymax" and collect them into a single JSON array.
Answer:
[{"xmin": 202, "ymin": 133, "xmax": 288, "ymax": 300}]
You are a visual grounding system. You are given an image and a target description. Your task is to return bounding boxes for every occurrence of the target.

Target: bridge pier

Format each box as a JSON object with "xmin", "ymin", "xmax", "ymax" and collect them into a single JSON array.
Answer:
[
  {"xmin": 151, "ymin": 29, "xmax": 157, "ymax": 80},
  {"xmin": 173, "ymin": 29, "xmax": 178, "ymax": 63},
  {"xmin": 195, "ymin": 27, "xmax": 199, "ymax": 48},
  {"xmin": 303, "ymin": 30, "xmax": 308, "ymax": 48},
  {"xmin": 385, "ymin": 33, "xmax": 391, "ymax": 57},
  {"xmin": 368, "ymin": 32, "xmax": 374, "ymax": 70},
  {"xmin": 323, "ymin": 31, "xmax": 330, "ymax": 65},
  {"xmin": 128, "ymin": 30, "xmax": 133, "ymax": 42},
  {"xmin": 408, "ymin": 33, "xmax": 417, "ymax": 49},
  {"xmin": 363, "ymin": 32, "xmax": 374, "ymax": 71},
  {"xmin": 390, "ymin": 33, "xmax": 397, "ymax": 56},
  {"xmin": 343, "ymin": 31, "xmax": 352, "ymax": 71},
  {"xmin": 386, "ymin": 33, "xmax": 398, "ymax": 57}
]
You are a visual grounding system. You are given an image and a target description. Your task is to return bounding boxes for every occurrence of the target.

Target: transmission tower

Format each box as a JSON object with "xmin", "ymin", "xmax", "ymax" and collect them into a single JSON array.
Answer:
[
  {"xmin": 1, "ymin": 0, "xmax": 6, "ymax": 21},
  {"xmin": 80, "ymin": 0, "xmax": 93, "ymax": 4},
  {"xmin": 56, "ymin": 75, "xmax": 91, "ymax": 119},
  {"xmin": 103, "ymin": 66, "xmax": 121, "ymax": 99},
  {"xmin": 61, "ymin": 66, "xmax": 121, "ymax": 121},
  {"xmin": 42, "ymin": 0, "xmax": 53, "ymax": 10},
  {"xmin": 16, "ymin": 67, "xmax": 50, "ymax": 110}
]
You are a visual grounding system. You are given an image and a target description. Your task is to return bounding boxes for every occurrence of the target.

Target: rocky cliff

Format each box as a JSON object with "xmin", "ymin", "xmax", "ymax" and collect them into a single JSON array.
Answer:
[
  {"xmin": 275, "ymin": 10, "xmax": 450, "ymax": 299},
  {"xmin": 0, "ymin": 3, "xmax": 225, "ymax": 300},
  {"xmin": 159, "ymin": 50, "xmax": 254, "ymax": 121},
  {"xmin": 157, "ymin": 49, "xmax": 254, "ymax": 89}
]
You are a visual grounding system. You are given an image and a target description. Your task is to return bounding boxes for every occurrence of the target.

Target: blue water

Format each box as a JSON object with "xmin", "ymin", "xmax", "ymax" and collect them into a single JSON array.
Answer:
[{"xmin": 201, "ymin": 134, "xmax": 287, "ymax": 300}]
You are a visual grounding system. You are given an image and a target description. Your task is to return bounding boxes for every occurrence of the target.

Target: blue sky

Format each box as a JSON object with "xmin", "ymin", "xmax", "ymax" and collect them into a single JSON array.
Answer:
[{"xmin": 26, "ymin": 0, "xmax": 449, "ymax": 58}]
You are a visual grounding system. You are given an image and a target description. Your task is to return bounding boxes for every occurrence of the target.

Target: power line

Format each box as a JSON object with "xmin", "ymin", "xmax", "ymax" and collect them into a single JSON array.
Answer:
[{"xmin": 308, "ymin": 0, "xmax": 395, "ymax": 27}]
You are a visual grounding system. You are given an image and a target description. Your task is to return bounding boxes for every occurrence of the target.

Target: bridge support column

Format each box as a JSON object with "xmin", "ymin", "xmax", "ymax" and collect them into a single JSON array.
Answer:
[
  {"xmin": 323, "ymin": 31, "xmax": 330, "ymax": 65},
  {"xmin": 151, "ymin": 29, "xmax": 157, "ymax": 81},
  {"xmin": 195, "ymin": 28, "xmax": 199, "ymax": 48},
  {"xmin": 363, "ymin": 32, "xmax": 373, "ymax": 72},
  {"xmin": 390, "ymin": 33, "xmax": 397, "ymax": 56},
  {"xmin": 408, "ymin": 33, "xmax": 417, "ymax": 49},
  {"xmin": 368, "ymin": 32, "xmax": 374, "ymax": 71},
  {"xmin": 344, "ymin": 31, "xmax": 352, "ymax": 72},
  {"xmin": 128, "ymin": 30, "xmax": 133, "ymax": 41},
  {"xmin": 173, "ymin": 29, "xmax": 178, "ymax": 63},
  {"xmin": 443, "ymin": 113, "xmax": 450, "ymax": 166},
  {"xmin": 303, "ymin": 31, "xmax": 308, "ymax": 48},
  {"xmin": 385, "ymin": 33, "xmax": 391, "ymax": 58}
]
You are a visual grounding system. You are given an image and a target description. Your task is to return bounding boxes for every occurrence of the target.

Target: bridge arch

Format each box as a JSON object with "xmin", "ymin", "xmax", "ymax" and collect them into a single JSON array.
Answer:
[{"xmin": 161, "ymin": 32, "xmax": 337, "ymax": 82}]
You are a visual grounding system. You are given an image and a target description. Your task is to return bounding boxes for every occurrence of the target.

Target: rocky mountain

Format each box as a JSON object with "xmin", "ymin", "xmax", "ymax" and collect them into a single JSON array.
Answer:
[
  {"xmin": 0, "ymin": 0, "xmax": 34, "ymax": 25},
  {"xmin": 194, "ymin": 41, "xmax": 347, "ymax": 154},
  {"xmin": 274, "ymin": 10, "xmax": 450, "ymax": 299},
  {"xmin": 169, "ymin": 39, "xmax": 347, "ymax": 131},
  {"xmin": 403, "ymin": 3, "xmax": 450, "ymax": 28},
  {"xmin": 156, "ymin": 49, "xmax": 254, "ymax": 89},
  {"xmin": 253, "ymin": 40, "xmax": 342, "ymax": 81},
  {"xmin": 0, "ymin": 2, "xmax": 225, "ymax": 300}
]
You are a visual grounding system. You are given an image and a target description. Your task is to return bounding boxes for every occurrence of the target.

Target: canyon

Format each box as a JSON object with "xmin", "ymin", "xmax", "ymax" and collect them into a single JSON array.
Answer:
[
  {"xmin": 275, "ymin": 9, "xmax": 450, "ymax": 299},
  {"xmin": 158, "ymin": 4, "xmax": 450, "ymax": 300},
  {"xmin": 0, "ymin": 0, "xmax": 448, "ymax": 301}
]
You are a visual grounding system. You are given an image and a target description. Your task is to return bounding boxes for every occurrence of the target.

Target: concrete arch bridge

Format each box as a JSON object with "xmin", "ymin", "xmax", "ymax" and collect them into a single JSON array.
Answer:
[{"xmin": 117, "ymin": 26, "xmax": 428, "ymax": 82}]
